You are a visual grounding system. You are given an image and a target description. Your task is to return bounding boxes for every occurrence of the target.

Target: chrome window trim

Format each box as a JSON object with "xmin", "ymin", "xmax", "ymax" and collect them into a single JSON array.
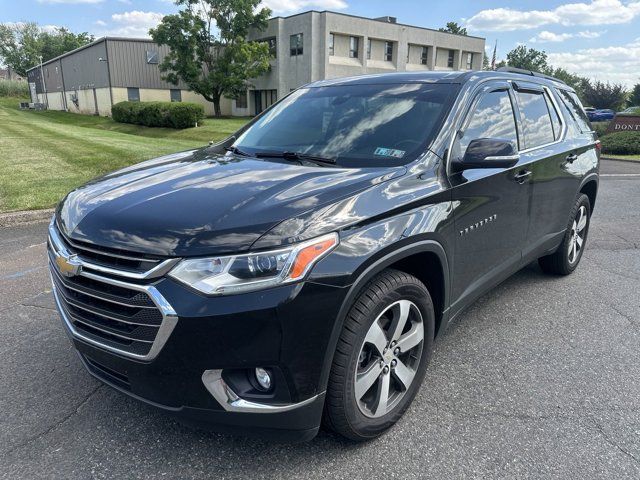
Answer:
[
  {"xmin": 48, "ymin": 222, "xmax": 180, "ymax": 280},
  {"xmin": 445, "ymin": 80, "xmax": 569, "ymax": 175},
  {"xmin": 514, "ymin": 85, "xmax": 566, "ymax": 154},
  {"xmin": 445, "ymin": 80, "xmax": 517, "ymax": 176},
  {"xmin": 201, "ymin": 369, "xmax": 322, "ymax": 414}
]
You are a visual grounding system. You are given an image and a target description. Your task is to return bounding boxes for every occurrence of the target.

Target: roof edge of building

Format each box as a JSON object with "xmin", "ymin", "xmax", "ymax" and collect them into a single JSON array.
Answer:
[
  {"xmin": 26, "ymin": 36, "xmax": 156, "ymax": 73},
  {"xmin": 268, "ymin": 10, "xmax": 486, "ymax": 41}
]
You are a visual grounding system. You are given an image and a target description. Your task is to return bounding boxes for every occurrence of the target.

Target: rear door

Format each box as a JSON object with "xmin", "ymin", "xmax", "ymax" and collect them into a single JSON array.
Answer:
[
  {"xmin": 448, "ymin": 81, "xmax": 530, "ymax": 313},
  {"xmin": 513, "ymin": 83, "xmax": 586, "ymax": 259}
]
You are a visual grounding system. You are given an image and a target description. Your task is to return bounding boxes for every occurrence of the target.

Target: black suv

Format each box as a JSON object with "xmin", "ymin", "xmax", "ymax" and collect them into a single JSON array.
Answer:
[{"xmin": 48, "ymin": 69, "xmax": 599, "ymax": 442}]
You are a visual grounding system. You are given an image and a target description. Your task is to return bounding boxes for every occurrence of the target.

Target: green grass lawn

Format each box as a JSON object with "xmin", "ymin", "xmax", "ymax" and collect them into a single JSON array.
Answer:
[{"xmin": 0, "ymin": 97, "xmax": 249, "ymax": 213}]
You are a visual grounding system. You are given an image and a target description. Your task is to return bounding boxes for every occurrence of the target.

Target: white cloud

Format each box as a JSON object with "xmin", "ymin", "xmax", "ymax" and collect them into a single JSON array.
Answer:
[
  {"xmin": 466, "ymin": 0, "xmax": 640, "ymax": 32},
  {"xmin": 548, "ymin": 44, "xmax": 640, "ymax": 86},
  {"xmin": 37, "ymin": 0, "xmax": 103, "ymax": 4},
  {"xmin": 262, "ymin": 0, "xmax": 347, "ymax": 15},
  {"xmin": 94, "ymin": 20, "xmax": 107, "ymax": 27},
  {"xmin": 531, "ymin": 31, "xmax": 573, "ymax": 43},
  {"xmin": 104, "ymin": 10, "xmax": 165, "ymax": 37},
  {"xmin": 529, "ymin": 29, "xmax": 605, "ymax": 43}
]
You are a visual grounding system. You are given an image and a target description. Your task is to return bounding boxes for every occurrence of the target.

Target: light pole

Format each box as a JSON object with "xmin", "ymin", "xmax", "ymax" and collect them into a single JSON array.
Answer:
[{"xmin": 39, "ymin": 55, "xmax": 49, "ymax": 109}]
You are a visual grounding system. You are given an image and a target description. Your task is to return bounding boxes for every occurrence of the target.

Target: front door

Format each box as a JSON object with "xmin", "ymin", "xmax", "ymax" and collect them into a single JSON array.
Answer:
[{"xmin": 448, "ymin": 82, "xmax": 530, "ymax": 314}]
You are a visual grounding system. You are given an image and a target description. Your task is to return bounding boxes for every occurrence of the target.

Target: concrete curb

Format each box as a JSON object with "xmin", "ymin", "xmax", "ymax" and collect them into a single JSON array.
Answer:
[
  {"xmin": 0, "ymin": 208, "xmax": 54, "ymax": 228},
  {"xmin": 601, "ymin": 156, "xmax": 640, "ymax": 164}
]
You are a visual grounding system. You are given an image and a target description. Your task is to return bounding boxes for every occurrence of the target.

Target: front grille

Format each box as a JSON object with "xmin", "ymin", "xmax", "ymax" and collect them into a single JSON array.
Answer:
[
  {"xmin": 53, "ymin": 221, "xmax": 163, "ymax": 275},
  {"xmin": 48, "ymin": 220, "xmax": 178, "ymax": 360}
]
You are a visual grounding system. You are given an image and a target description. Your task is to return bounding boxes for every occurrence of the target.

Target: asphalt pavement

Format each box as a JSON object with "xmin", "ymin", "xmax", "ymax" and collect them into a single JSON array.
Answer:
[{"xmin": 1, "ymin": 159, "xmax": 639, "ymax": 479}]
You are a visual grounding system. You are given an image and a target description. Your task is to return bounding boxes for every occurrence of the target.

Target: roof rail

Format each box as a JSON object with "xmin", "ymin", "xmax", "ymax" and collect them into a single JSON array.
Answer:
[{"xmin": 496, "ymin": 66, "xmax": 566, "ymax": 85}]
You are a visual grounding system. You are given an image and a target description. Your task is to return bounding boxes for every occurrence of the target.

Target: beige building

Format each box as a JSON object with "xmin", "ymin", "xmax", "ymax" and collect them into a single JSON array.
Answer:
[
  {"xmin": 26, "ymin": 11, "xmax": 484, "ymax": 118},
  {"xmin": 243, "ymin": 11, "xmax": 485, "ymax": 115}
]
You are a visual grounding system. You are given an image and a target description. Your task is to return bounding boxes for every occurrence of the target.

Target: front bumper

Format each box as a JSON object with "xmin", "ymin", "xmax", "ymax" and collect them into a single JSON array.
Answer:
[
  {"xmin": 48, "ymin": 222, "xmax": 348, "ymax": 440},
  {"xmin": 53, "ymin": 277, "xmax": 346, "ymax": 440}
]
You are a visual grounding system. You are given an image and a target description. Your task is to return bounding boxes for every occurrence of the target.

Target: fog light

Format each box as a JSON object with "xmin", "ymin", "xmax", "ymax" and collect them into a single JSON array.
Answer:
[{"xmin": 255, "ymin": 367, "xmax": 272, "ymax": 391}]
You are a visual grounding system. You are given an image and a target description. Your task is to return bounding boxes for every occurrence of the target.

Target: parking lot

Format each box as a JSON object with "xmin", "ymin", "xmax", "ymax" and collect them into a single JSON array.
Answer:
[{"xmin": 1, "ymin": 159, "xmax": 639, "ymax": 479}]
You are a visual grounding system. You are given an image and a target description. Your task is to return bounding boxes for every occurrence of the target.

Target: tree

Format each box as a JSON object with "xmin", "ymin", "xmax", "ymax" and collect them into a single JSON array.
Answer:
[
  {"xmin": 505, "ymin": 45, "xmax": 549, "ymax": 72},
  {"xmin": 0, "ymin": 23, "xmax": 93, "ymax": 76},
  {"xmin": 482, "ymin": 54, "xmax": 490, "ymax": 70},
  {"xmin": 39, "ymin": 27, "xmax": 94, "ymax": 65},
  {"xmin": 151, "ymin": 0, "xmax": 272, "ymax": 117},
  {"xmin": 582, "ymin": 80, "xmax": 628, "ymax": 110},
  {"xmin": 630, "ymin": 83, "xmax": 640, "ymax": 106},
  {"xmin": 546, "ymin": 66, "xmax": 588, "ymax": 98},
  {"xmin": 438, "ymin": 22, "xmax": 467, "ymax": 36}
]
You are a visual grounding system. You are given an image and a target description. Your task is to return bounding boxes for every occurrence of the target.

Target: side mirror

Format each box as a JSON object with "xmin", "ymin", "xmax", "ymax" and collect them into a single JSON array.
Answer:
[{"xmin": 453, "ymin": 138, "xmax": 519, "ymax": 171}]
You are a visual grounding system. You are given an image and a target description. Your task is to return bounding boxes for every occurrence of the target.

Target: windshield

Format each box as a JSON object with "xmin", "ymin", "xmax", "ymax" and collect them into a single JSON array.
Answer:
[{"xmin": 233, "ymin": 83, "xmax": 457, "ymax": 168}]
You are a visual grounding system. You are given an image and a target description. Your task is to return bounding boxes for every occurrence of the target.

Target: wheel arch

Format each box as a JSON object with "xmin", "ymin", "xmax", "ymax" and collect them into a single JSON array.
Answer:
[
  {"xmin": 317, "ymin": 240, "xmax": 450, "ymax": 392},
  {"xmin": 579, "ymin": 175, "xmax": 598, "ymax": 213}
]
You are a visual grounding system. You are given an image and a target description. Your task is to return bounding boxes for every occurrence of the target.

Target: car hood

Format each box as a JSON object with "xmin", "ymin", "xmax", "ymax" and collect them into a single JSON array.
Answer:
[{"xmin": 57, "ymin": 149, "xmax": 404, "ymax": 256}]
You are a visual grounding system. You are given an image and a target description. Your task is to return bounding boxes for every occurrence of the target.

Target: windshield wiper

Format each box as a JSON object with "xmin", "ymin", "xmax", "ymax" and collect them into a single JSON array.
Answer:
[
  {"xmin": 254, "ymin": 150, "xmax": 336, "ymax": 165},
  {"xmin": 225, "ymin": 145, "xmax": 251, "ymax": 157}
]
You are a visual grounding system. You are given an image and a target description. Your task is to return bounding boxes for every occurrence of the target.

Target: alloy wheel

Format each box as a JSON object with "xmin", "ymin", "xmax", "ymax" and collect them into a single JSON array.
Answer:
[
  {"xmin": 568, "ymin": 205, "xmax": 588, "ymax": 264},
  {"xmin": 354, "ymin": 300, "xmax": 424, "ymax": 418}
]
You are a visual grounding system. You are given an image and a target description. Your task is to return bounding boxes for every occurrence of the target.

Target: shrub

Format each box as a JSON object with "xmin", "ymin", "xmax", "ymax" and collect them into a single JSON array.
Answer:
[
  {"xmin": 591, "ymin": 121, "xmax": 609, "ymax": 138},
  {"xmin": 0, "ymin": 80, "xmax": 29, "ymax": 98},
  {"xmin": 600, "ymin": 131, "xmax": 640, "ymax": 155},
  {"xmin": 111, "ymin": 101, "xmax": 204, "ymax": 129}
]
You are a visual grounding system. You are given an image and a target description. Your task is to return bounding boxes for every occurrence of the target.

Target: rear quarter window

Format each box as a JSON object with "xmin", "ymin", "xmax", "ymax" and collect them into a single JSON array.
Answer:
[{"xmin": 556, "ymin": 89, "xmax": 592, "ymax": 134}]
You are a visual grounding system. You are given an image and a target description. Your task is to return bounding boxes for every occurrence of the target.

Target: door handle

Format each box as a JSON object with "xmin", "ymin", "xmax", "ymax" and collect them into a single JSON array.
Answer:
[
  {"xmin": 566, "ymin": 153, "xmax": 578, "ymax": 163},
  {"xmin": 514, "ymin": 170, "xmax": 532, "ymax": 184}
]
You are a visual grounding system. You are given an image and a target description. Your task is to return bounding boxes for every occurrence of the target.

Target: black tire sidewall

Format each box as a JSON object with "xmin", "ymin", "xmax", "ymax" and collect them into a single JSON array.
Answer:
[
  {"xmin": 562, "ymin": 194, "xmax": 591, "ymax": 273},
  {"xmin": 338, "ymin": 276, "xmax": 434, "ymax": 439}
]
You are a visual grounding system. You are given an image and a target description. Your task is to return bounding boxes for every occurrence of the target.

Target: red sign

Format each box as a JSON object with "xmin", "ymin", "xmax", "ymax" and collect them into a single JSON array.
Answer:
[{"xmin": 606, "ymin": 114, "xmax": 640, "ymax": 133}]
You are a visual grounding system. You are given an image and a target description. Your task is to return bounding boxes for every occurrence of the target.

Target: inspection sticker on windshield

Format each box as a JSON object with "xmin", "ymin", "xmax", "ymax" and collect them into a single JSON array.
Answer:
[{"xmin": 374, "ymin": 147, "xmax": 405, "ymax": 158}]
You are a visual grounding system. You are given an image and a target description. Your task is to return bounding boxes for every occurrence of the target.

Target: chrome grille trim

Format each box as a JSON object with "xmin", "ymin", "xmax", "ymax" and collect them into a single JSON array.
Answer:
[
  {"xmin": 52, "ymin": 282, "xmax": 162, "ymax": 327},
  {"xmin": 48, "ymin": 222, "xmax": 180, "ymax": 280},
  {"xmin": 51, "ymin": 273, "xmax": 178, "ymax": 360},
  {"xmin": 48, "ymin": 218, "xmax": 178, "ymax": 361},
  {"xmin": 49, "ymin": 259, "xmax": 158, "ymax": 311}
]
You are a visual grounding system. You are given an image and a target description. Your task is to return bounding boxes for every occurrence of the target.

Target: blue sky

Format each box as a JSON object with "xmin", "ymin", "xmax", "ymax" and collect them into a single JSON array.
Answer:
[{"xmin": 1, "ymin": 0, "xmax": 639, "ymax": 86}]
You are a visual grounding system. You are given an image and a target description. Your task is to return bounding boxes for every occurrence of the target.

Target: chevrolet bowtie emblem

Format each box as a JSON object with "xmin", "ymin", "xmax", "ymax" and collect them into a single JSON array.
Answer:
[{"xmin": 56, "ymin": 253, "xmax": 82, "ymax": 277}]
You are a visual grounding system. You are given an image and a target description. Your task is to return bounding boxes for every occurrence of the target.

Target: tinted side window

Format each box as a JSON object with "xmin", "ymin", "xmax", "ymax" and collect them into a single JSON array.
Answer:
[
  {"xmin": 547, "ymin": 93, "xmax": 562, "ymax": 140},
  {"xmin": 556, "ymin": 89, "xmax": 591, "ymax": 134},
  {"xmin": 455, "ymin": 89, "xmax": 518, "ymax": 160},
  {"xmin": 515, "ymin": 90, "xmax": 555, "ymax": 149}
]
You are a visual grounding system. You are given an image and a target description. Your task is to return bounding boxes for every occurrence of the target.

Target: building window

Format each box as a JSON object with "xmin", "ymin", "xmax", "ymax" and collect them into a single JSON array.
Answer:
[
  {"xmin": 146, "ymin": 50, "xmax": 159, "ymax": 64},
  {"xmin": 465, "ymin": 52, "xmax": 474, "ymax": 70},
  {"xmin": 349, "ymin": 36, "xmax": 359, "ymax": 58},
  {"xmin": 236, "ymin": 91, "xmax": 247, "ymax": 109},
  {"xmin": 421, "ymin": 46, "xmax": 428, "ymax": 65},
  {"xmin": 170, "ymin": 89, "xmax": 181, "ymax": 102},
  {"xmin": 367, "ymin": 39, "xmax": 371, "ymax": 60},
  {"xmin": 384, "ymin": 41, "xmax": 393, "ymax": 61},
  {"xmin": 447, "ymin": 50, "xmax": 455, "ymax": 68},
  {"xmin": 127, "ymin": 87, "xmax": 140, "ymax": 102},
  {"xmin": 290, "ymin": 33, "xmax": 303, "ymax": 56},
  {"xmin": 329, "ymin": 33, "xmax": 334, "ymax": 56}
]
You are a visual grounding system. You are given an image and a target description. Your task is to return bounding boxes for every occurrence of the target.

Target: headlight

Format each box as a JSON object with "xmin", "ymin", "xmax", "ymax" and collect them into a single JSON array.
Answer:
[{"xmin": 168, "ymin": 233, "xmax": 338, "ymax": 295}]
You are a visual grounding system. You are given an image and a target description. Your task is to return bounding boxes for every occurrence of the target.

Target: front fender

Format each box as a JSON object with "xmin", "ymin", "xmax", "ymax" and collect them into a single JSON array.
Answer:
[{"xmin": 308, "ymin": 199, "xmax": 455, "ymax": 392}]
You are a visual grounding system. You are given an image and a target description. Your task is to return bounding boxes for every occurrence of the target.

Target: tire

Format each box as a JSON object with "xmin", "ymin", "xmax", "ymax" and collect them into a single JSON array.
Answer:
[
  {"xmin": 539, "ymin": 193, "xmax": 591, "ymax": 275},
  {"xmin": 323, "ymin": 269, "xmax": 435, "ymax": 441}
]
